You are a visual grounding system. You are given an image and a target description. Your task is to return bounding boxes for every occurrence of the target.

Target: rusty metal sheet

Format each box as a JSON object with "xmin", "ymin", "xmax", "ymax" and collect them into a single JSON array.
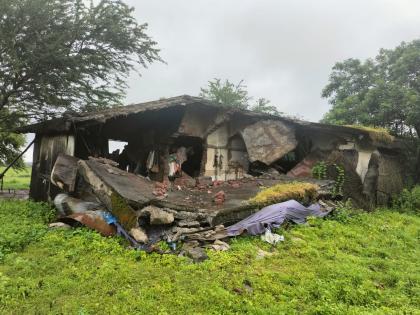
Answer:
[{"xmin": 59, "ymin": 210, "xmax": 116, "ymax": 236}]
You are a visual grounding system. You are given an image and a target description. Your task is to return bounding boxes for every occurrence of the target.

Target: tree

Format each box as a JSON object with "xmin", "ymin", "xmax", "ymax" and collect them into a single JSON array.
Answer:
[
  {"xmin": 0, "ymin": 0, "xmax": 161, "ymax": 166},
  {"xmin": 199, "ymin": 79, "xmax": 250, "ymax": 110},
  {"xmin": 251, "ymin": 97, "xmax": 280, "ymax": 115},
  {"xmin": 322, "ymin": 40, "xmax": 420, "ymax": 137},
  {"xmin": 200, "ymin": 78, "xmax": 279, "ymax": 115},
  {"xmin": 0, "ymin": 126, "xmax": 25, "ymax": 168}
]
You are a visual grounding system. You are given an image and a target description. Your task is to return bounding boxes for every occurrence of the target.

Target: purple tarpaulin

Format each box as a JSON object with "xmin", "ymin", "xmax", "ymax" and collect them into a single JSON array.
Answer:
[{"xmin": 226, "ymin": 200, "xmax": 330, "ymax": 236}]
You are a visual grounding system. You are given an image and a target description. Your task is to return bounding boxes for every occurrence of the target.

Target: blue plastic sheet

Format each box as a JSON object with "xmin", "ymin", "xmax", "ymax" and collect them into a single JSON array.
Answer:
[{"xmin": 226, "ymin": 200, "xmax": 330, "ymax": 236}]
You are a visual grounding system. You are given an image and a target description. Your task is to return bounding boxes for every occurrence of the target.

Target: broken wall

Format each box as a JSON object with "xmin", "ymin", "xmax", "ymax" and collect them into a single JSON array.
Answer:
[
  {"xmin": 203, "ymin": 117, "xmax": 298, "ymax": 180},
  {"xmin": 376, "ymin": 153, "xmax": 405, "ymax": 205},
  {"xmin": 204, "ymin": 123, "xmax": 232, "ymax": 180},
  {"xmin": 288, "ymin": 126, "xmax": 407, "ymax": 206},
  {"xmin": 30, "ymin": 134, "xmax": 75, "ymax": 201}
]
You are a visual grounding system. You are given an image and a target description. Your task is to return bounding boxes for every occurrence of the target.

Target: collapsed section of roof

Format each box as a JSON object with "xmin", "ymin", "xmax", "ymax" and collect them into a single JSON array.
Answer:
[
  {"xmin": 22, "ymin": 95, "xmax": 410, "ymax": 212},
  {"xmin": 241, "ymin": 120, "xmax": 297, "ymax": 165},
  {"xmin": 13, "ymin": 92, "xmax": 414, "ymax": 251}
]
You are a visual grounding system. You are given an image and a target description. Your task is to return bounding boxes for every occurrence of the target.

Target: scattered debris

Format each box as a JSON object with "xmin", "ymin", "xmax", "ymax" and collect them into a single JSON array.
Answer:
[
  {"xmin": 230, "ymin": 182, "xmax": 240, "ymax": 189},
  {"xmin": 256, "ymin": 248, "xmax": 275, "ymax": 260},
  {"xmin": 172, "ymin": 226, "xmax": 204, "ymax": 242},
  {"xmin": 260, "ymin": 229, "xmax": 284, "ymax": 245},
  {"xmin": 181, "ymin": 241, "xmax": 209, "ymax": 263},
  {"xmin": 174, "ymin": 173, "xmax": 196, "ymax": 188},
  {"xmin": 234, "ymin": 279, "xmax": 253, "ymax": 294},
  {"xmin": 210, "ymin": 240, "xmax": 230, "ymax": 251},
  {"xmin": 178, "ymin": 220, "xmax": 200, "ymax": 228},
  {"xmin": 152, "ymin": 182, "xmax": 168, "ymax": 198},
  {"xmin": 102, "ymin": 212, "xmax": 142, "ymax": 248},
  {"xmin": 186, "ymin": 225, "xmax": 228, "ymax": 242},
  {"xmin": 129, "ymin": 227, "xmax": 149, "ymax": 244},
  {"xmin": 47, "ymin": 157, "xmax": 335, "ymax": 259},
  {"xmin": 54, "ymin": 193, "xmax": 102, "ymax": 216},
  {"xmin": 214, "ymin": 190, "xmax": 226, "ymax": 205},
  {"xmin": 197, "ymin": 176, "xmax": 213, "ymax": 187},
  {"xmin": 140, "ymin": 205, "xmax": 175, "ymax": 225},
  {"xmin": 48, "ymin": 222, "xmax": 71, "ymax": 229}
]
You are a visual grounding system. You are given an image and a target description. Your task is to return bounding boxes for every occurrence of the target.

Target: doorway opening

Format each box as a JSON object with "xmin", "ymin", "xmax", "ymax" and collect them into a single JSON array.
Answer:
[{"xmin": 171, "ymin": 136, "xmax": 204, "ymax": 177}]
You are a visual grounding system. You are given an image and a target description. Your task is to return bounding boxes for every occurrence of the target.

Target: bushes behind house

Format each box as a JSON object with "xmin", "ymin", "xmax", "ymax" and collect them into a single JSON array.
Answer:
[{"xmin": 392, "ymin": 185, "xmax": 420, "ymax": 215}]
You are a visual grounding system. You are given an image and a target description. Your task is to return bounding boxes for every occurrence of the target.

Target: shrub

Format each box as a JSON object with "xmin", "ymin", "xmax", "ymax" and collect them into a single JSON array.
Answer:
[
  {"xmin": 312, "ymin": 161, "xmax": 327, "ymax": 180},
  {"xmin": 312, "ymin": 161, "xmax": 345, "ymax": 197},
  {"xmin": 392, "ymin": 186, "xmax": 420, "ymax": 214},
  {"xmin": 328, "ymin": 200, "xmax": 363, "ymax": 223}
]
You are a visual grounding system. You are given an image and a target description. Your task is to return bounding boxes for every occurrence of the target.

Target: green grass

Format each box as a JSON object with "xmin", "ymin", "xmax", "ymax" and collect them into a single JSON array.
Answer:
[
  {"xmin": 0, "ymin": 166, "xmax": 31, "ymax": 190},
  {"xmin": 0, "ymin": 200, "xmax": 419, "ymax": 314}
]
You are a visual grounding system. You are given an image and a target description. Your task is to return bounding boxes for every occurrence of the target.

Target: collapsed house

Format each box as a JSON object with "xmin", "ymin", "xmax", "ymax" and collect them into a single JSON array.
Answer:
[{"xmin": 17, "ymin": 95, "xmax": 409, "ymax": 243}]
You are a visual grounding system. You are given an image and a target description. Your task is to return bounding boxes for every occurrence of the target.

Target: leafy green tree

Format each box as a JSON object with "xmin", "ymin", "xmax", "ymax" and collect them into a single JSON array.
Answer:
[
  {"xmin": 200, "ymin": 78, "xmax": 279, "ymax": 115},
  {"xmin": 199, "ymin": 79, "xmax": 250, "ymax": 110},
  {"xmin": 0, "ymin": 128, "xmax": 25, "ymax": 168},
  {"xmin": 0, "ymin": 0, "xmax": 161, "ymax": 166},
  {"xmin": 251, "ymin": 97, "xmax": 280, "ymax": 115},
  {"xmin": 322, "ymin": 40, "xmax": 420, "ymax": 137}
]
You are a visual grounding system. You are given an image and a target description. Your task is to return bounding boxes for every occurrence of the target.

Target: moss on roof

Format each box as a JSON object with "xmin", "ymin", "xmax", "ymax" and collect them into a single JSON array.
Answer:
[
  {"xmin": 344, "ymin": 125, "xmax": 395, "ymax": 144},
  {"xmin": 249, "ymin": 182, "xmax": 319, "ymax": 207}
]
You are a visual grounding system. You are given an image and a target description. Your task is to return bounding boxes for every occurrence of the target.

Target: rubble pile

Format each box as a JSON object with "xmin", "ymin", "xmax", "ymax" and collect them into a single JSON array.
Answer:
[{"xmin": 49, "ymin": 154, "xmax": 334, "ymax": 260}]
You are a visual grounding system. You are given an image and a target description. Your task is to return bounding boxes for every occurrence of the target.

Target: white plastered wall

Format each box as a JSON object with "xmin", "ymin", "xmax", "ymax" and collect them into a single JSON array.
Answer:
[
  {"xmin": 356, "ymin": 150, "xmax": 373, "ymax": 182},
  {"xmin": 204, "ymin": 124, "xmax": 249, "ymax": 180}
]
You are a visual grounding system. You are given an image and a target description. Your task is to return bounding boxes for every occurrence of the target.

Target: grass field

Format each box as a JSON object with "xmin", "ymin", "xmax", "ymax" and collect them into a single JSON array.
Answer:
[
  {"xmin": 0, "ymin": 200, "xmax": 419, "ymax": 314},
  {"xmin": 0, "ymin": 166, "xmax": 31, "ymax": 190}
]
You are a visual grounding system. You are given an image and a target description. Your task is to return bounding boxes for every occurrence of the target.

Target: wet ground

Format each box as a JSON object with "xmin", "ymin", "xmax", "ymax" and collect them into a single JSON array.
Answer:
[{"xmin": 0, "ymin": 189, "xmax": 29, "ymax": 200}]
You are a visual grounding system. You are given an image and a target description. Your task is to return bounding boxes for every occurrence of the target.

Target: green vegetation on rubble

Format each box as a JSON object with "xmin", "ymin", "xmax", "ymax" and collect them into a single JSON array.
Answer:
[
  {"xmin": 249, "ymin": 182, "xmax": 319, "ymax": 206},
  {"xmin": 0, "ymin": 199, "xmax": 419, "ymax": 314}
]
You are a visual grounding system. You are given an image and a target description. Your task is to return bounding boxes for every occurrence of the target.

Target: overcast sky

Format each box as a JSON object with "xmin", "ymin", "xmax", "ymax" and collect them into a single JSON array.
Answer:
[
  {"xmin": 123, "ymin": 0, "xmax": 420, "ymax": 120},
  {"xmin": 24, "ymin": 0, "xmax": 420, "ymax": 161}
]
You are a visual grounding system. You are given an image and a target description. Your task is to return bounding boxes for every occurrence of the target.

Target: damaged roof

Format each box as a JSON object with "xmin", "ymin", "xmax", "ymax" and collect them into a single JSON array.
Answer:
[
  {"xmin": 17, "ymin": 95, "xmax": 282, "ymax": 134},
  {"xmin": 16, "ymin": 94, "xmax": 404, "ymax": 148}
]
